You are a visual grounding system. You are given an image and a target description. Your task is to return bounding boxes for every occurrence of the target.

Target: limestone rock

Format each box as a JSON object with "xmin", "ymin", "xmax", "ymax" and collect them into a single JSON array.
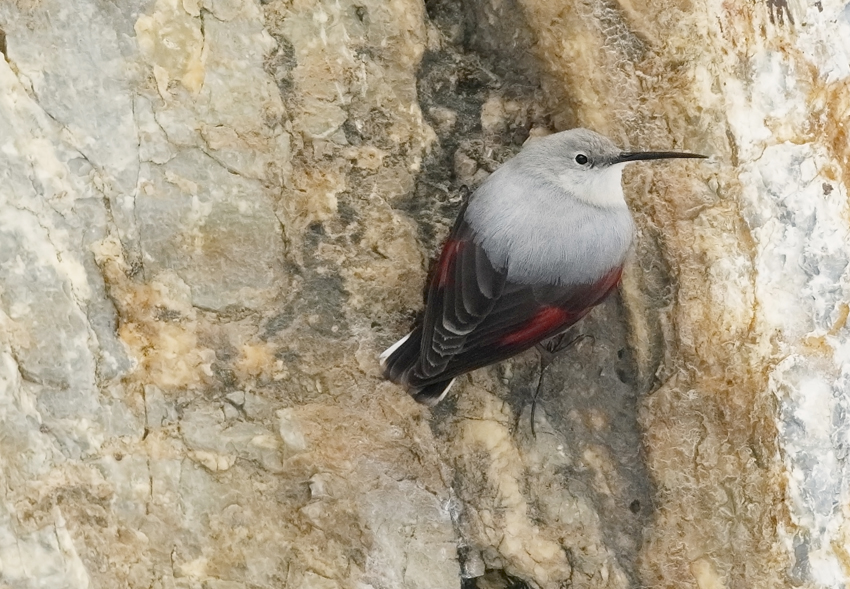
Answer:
[{"xmin": 1, "ymin": 0, "xmax": 849, "ymax": 587}]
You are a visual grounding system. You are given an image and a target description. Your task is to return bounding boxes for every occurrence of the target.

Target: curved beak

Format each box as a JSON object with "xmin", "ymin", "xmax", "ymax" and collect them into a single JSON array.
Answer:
[{"xmin": 614, "ymin": 151, "xmax": 707, "ymax": 164}]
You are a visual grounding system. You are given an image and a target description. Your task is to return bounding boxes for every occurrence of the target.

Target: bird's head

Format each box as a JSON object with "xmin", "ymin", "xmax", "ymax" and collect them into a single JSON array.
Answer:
[{"xmin": 520, "ymin": 128, "xmax": 706, "ymax": 208}]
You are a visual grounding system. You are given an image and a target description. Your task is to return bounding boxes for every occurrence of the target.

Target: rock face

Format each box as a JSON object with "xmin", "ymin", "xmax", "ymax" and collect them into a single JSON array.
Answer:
[{"xmin": 0, "ymin": 0, "xmax": 849, "ymax": 588}]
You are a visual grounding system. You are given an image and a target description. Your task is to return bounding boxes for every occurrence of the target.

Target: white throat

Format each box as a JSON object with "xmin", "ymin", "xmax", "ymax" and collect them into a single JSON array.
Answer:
[{"xmin": 558, "ymin": 163, "xmax": 627, "ymax": 208}]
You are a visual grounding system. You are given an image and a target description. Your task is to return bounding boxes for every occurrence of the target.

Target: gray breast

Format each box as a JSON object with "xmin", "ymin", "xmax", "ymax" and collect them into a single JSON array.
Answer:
[{"xmin": 465, "ymin": 165, "xmax": 635, "ymax": 286}]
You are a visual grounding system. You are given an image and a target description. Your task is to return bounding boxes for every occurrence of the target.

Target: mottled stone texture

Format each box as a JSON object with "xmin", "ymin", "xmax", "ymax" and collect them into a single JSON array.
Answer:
[{"xmin": 1, "ymin": 0, "xmax": 849, "ymax": 588}]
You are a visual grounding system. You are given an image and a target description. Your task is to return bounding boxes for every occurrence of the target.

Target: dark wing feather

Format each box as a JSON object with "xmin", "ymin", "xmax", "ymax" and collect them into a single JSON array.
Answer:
[
  {"xmin": 437, "ymin": 271, "xmax": 620, "ymax": 379},
  {"xmin": 413, "ymin": 201, "xmax": 504, "ymax": 378},
  {"xmin": 407, "ymin": 216, "xmax": 621, "ymax": 389}
]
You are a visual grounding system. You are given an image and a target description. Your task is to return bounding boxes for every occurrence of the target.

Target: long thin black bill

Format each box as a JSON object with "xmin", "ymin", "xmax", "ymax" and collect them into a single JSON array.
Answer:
[{"xmin": 615, "ymin": 151, "xmax": 707, "ymax": 163}]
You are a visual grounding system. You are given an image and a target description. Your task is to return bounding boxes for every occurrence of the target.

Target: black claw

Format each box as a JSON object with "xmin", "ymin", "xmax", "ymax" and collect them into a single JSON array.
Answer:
[{"xmin": 548, "ymin": 333, "xmax": 594, "ymax": 355}]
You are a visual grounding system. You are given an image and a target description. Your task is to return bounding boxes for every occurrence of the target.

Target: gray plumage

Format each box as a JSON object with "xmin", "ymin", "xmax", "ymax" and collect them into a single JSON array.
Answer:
[
  {"xmin": 466, "ymin": 129, "xmax": 635, "ymax": 286},
  {"xmin": 382, "ymin": 128, "xmax": 706, "ymax": 405}
]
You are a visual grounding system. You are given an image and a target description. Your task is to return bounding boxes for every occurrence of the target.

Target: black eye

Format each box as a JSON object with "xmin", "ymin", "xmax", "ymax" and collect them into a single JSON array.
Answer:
[{"xmin": 575, "ymin": 154, "xmax": 588, "ymax": 165}]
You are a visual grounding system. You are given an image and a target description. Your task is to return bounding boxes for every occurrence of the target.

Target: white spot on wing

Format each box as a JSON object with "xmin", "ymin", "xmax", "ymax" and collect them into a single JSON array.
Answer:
[
  {"xmin": 379, "ymin": 332, "xmax": 412, "ymax": 367},
  {"xmin": 428, "ymin": 378, "xmax": 457, "ymax": 405}
]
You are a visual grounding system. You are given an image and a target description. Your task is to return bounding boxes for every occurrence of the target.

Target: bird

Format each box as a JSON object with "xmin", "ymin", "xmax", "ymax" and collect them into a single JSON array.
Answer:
[{"xmin": 380, "ymin": 128, "xmax": 706, "ymax": 406}]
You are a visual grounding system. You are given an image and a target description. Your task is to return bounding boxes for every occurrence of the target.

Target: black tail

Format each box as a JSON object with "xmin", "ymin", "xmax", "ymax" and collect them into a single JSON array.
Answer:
[
  {"xmin": 381, "ymin": 327, "xmax": 422, "ymax": 383},
  {"xmin": 410, "ymin": 378, "xmax": 456, "ymax": 405},
  {"xmin": 380, "ymin": 327, "xmax": 456, "ymax": 406}
]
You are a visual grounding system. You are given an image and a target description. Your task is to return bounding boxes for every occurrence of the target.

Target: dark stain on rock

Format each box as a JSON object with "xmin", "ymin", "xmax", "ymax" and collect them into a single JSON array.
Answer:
[
  {"xmin": 407, "ymin": 0, "xmax": 543, "ymax": 254},
  {"xmin": 414, "ymin": 0, "xmax": 657, "ymax": 585},
  {"xmin": 354, "ymin": 5, "xmax": 368, "ymax": 23},
  {"xmin": 502, "ymin": 293, "xmax": 654, "ymax": 584},
  {"xmin": 462, "ymin": 569, "xmax": 532, "ymax": 589},
  {"xmin": 766, "ymin": 0, "xmax": 795, "ymax": 26},
  {"xmin": 296, "ymin": 273, "xmax": 349, "ymax": 338},
  {"xmin": 264, "ymin": 33, "xmax": 296, "ymax": 99},
  {"xmin": 262, "ymin": 310, "xmax": 295, "ymax": 339}
]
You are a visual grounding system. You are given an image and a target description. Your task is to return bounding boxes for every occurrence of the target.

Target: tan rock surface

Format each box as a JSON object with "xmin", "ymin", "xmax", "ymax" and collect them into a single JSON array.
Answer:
[{"xmin": 1, "ymin": 0, "xmax": 849, "ymax": 588}]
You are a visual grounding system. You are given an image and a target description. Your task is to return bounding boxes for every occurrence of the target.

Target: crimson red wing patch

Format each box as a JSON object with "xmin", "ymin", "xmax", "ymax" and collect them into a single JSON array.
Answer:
[
  {"xmin": 499, "ymin": 306, "xmax": 571, "ymax": 346},
  {"xmin": 436, "ymin": 239, "xmax": 465, "ymax": 288}
]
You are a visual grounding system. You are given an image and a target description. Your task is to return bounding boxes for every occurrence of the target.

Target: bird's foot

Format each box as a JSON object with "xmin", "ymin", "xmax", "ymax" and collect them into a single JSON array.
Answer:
[
  {"xmin": 539, "ymin": 332, "xmax": 594, "ymax": 357},
  {"xmin": 527, "ymin": 332, "xmax": 594, "ymax": 437}
]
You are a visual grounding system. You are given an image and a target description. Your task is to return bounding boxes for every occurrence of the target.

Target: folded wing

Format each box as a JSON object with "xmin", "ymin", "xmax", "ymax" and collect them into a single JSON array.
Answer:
[{"xmin": 383, "ymin": 208, "xmax": 622, "ymax": 404}]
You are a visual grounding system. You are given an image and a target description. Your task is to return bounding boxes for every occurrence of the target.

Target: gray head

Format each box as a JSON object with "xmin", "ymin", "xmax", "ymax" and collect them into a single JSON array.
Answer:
[{"xmin": 516, "ymin": 128, "xmax": 706, "ymax": 208}]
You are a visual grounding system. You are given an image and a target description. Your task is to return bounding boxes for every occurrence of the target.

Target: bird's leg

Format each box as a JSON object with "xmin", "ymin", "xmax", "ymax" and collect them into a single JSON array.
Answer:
[
  {"xmin": 528, "ymin": 349, "xmax": 552, "ymax": 438},
  {"xmin": 528, "ymin": 332, "xmax": 594, "ymax": 437},
  {"xmin": 543, "ymin": 332, "xmax": 594, "ymax": 356}
]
